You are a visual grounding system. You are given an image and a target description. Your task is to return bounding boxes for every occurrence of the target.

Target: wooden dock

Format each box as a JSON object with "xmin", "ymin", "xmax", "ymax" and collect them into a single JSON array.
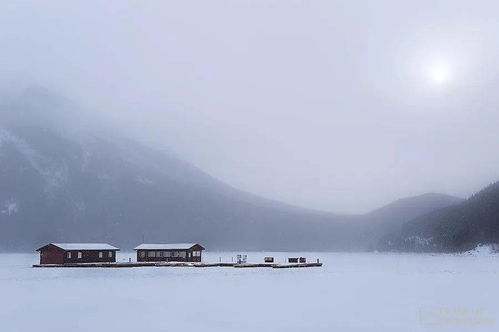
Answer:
[
  {"xmin": 234, "ymin": 263, "xmax": 274, "ymax": 268},
  {"xmin": 32, "ymin": 261, "xmax": 322, "ymax": 269},
  {"xmin": 235, "ymin": 263, "xmax": 323, "ymax": 268},
  {"xmin": 272, "ymin": 262, "xmax": 322, "ymax": 268}
]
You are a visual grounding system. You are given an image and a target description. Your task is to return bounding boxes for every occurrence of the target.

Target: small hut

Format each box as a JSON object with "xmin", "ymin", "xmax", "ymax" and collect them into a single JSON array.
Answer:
[
  {"xmin": 36, "ymin": 243, "xmax": 120, "ymax": 265},
  {"xmin": 134, "ymin": 243, "xmax": 205, "ymax": 262}
]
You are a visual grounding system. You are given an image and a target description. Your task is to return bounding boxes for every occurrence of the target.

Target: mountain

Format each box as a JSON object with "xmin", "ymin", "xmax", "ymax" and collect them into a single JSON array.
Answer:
[
  {"xmin": 366, "ymin": 193, "xmax": 463, "ymax": 222},
  {"xmin": 355, "ymin": 193, "xmax": 463, "ymax": 250},
  {"xmin": 0, "ymin": 87, "xmax": 463, "ymax": 251},
  {"xmin": 0, "ymin": 88, "xmax": 355, "ymax": 251},
  {"xmin": 0, "ymin": 123, "xmax": 356, "ymax": 251},
  {"xmin": 379, "ymin": 182, "xmax": 499, "ymax": 252}
]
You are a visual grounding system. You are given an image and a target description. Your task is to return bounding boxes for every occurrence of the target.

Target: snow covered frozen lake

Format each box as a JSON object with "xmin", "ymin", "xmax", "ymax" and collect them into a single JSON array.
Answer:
[{"xmin": 0, "ymin": 252, "xmax": 498, "ymax": 332}]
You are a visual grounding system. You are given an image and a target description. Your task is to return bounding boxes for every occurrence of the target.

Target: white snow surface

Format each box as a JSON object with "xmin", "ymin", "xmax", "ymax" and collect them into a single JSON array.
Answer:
[
  {"xmin": 47, "ymin": 243, "xmax": 120, "ymax": 250},
  {"xmin": 0, "ymin": 252, "xmax": 498, "ymax": 332},
  {"xmin": 464, "ymin": 244, "xmax": 499, "ymax": 256},
  {"xmin": 134, "ymin": 243, "xmax": 199, "ymax": 250},
  {"xmin": 2, "ymin": 200, "xmax": 18, "ymax": 216}
]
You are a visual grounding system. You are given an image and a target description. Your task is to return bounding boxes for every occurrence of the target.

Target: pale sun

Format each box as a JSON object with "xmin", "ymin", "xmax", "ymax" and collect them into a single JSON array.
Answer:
[{"xmin": 428, "ymin": 64, "xmax": 451, "ymax": 85}]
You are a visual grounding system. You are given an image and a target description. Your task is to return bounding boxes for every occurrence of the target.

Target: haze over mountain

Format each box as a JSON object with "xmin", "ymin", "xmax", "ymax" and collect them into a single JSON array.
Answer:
[
  {"xmin": 3, "ymin": 0, "xmax": 499, "ymax": 214},
  {"xmin": 0, "ymin": 88, "xmax": 463, "ymax": 251},
  {"xmin": 358, "ymin": 193, "xmax": 463, "ymax": 249}
]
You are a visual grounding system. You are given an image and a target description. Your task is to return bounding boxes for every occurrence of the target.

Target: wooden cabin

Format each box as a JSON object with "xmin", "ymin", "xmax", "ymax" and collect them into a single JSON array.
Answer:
[
  {"xmin": 134, "ymin": 243, "xmax": 205, "ymax": 262},
  {"xmin": 36, "ymin": 243, "xmax": 120, "ymax": 265}
]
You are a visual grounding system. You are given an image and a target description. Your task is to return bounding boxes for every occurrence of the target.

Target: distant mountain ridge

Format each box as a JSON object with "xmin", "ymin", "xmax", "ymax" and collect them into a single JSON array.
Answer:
[
  {"xmin": 378, "ymin": 182, "xmax": 499, "ymax": 252},
  {"xmin": 0, "ymin": 122, "xmax": 352, "ymax": 251},
  {"xmin": 358, "ymin": 193, "xmax": 463, "ymax": 250},
  {"xmin": 367, "ymin": 193, "xmax": 463, "ymax": 220}
]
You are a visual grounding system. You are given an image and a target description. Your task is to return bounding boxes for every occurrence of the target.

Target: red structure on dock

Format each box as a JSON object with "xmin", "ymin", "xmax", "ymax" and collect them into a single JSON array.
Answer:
[
  {"xmin": 36, "ymin": 243, "xmax": 120, "ymax": 265},
  {"xmin": 134, "ymin": 243, "xmax": 205, "ymax": 262}
]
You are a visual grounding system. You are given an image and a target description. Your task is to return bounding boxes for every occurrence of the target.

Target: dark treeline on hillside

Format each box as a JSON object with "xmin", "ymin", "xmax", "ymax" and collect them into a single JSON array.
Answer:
[{"xmin": 378, "ymin": 182, "xmax": 499, "ymax": 252}]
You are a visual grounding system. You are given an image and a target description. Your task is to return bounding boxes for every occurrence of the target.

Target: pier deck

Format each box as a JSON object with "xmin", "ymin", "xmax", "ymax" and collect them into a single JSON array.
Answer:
[{"xmin": 32, "ymin": 261, "xmax": 322, "ymax": 269}]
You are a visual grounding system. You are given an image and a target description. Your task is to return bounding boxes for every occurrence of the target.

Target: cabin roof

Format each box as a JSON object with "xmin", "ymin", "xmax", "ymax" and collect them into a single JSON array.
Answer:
[
  {"xmin": 133, "ymin": 243, "xmax": 203, "ymax": 250},
  {"xmin": 37, "ymin": 243, "xmax": 120, "ymax": 251}
]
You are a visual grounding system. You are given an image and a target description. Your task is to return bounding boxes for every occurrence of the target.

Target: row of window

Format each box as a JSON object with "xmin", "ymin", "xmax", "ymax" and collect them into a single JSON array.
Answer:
[
  {"xmin": 139, "ymin": 250, "xmax": 202, "ymax": 258},
  {"xmin": 67, "ymin": 251, "xmax": 113, "ymax": 259}
]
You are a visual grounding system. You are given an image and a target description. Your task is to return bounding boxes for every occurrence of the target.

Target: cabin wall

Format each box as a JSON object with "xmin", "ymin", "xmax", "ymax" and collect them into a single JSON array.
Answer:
[
  {"xmin": 136, "ymin": 249, "xmax": 202, "ymax": 262},
  {"xmin": 39, "ymin": 246, "xmax": 65, "ymax": 264},
  {"xmin": 63, "ymin": 250, "xmax": 117, "ymax": 263}
]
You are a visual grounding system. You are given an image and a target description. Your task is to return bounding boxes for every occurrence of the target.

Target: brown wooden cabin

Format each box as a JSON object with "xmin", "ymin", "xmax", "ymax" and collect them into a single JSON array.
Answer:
[
  {"xmin": 134, "ymin": 243, "xmax": 205, "ymax": 262},
  {"xmin": 36, "ymin": 243, "xmax": 120, "ymax": 265}
]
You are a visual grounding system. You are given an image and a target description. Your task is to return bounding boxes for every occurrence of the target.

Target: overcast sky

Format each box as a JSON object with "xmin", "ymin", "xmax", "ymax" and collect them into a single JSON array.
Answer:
[{"xmin": 2, "ymin": 0, "xmax": 499, "ymax": 213}]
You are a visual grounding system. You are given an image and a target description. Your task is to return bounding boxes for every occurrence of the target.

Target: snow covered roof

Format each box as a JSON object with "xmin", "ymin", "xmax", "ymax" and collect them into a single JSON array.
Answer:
[
  {"xmin": 134, "ymin": 243, "xmax": 203, "ymax": 250},
  {"xmin": 38, "ymin": 243, "xmax": 120, "ymax": 251}
]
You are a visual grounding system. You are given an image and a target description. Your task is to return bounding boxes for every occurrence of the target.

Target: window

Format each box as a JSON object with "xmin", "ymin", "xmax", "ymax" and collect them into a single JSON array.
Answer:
[
  {"xmin": 158, "ymin": 251, "xmax": 164, "ymax": 257},
  {"xmin": 99, "ymin": 252, "xmax": 103, "ymax": 258},
  {"xmin": 108, "ymin": 251, "xmax": 113, "ymax": 258},
  {"xmin": 77, "ymin": 252, "xmax": 82, "ymax": 259},
  {"xmin": 148, "ymin": 251, "xmax": 156, "ymax": 258},
  {"xmin": 192, "ymin": 251, "xmax": 201, "ymax": 257},
  {"xmin": 67, "ymin": 252, "xmax": 71, "ymax": 259},
  {"xmin": 140, "ymin": 251, "xmax": 145, "ymax": 258},
  {"xmin": 164, "ymin": 251, "xmax": 170, "ymax": 257},
  {"xmin": 171, "ymin": 251, "xmax": 185, "ymax": 258}
]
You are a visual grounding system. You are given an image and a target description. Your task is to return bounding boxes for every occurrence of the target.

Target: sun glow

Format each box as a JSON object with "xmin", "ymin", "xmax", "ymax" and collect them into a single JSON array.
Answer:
[
  {"xmin": 429, "ymin": 64, "xmax": 451, "ymax": 85},
  {"xmin": 405, "ymin": 48, "xmax": 459, "ymax": 90}
]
